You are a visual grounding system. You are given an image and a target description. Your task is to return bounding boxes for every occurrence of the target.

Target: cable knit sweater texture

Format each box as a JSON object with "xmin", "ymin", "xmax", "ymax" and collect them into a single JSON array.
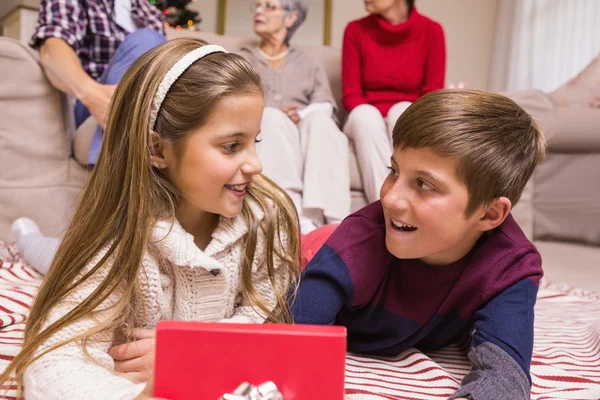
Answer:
[{"xmin": 23, "ymin": 200, "xmax": 287, "ymax": 399}]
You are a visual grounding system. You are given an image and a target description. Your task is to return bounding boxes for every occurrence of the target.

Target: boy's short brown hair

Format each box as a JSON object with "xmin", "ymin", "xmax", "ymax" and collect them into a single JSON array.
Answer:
[{"xmin": 392, "ymin": 89, "xmax": 547, "ymax": 216}]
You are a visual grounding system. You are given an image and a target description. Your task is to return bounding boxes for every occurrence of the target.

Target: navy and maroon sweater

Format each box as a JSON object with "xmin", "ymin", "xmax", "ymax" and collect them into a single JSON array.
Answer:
[{"xmin": 292, "ymin": 201, "xmax": 543, "ymax": 399}]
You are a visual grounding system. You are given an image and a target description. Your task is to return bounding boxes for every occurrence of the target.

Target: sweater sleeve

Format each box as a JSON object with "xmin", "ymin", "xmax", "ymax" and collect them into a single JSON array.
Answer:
[
  {"xmin": 291, "ymin": 243, "xmax": 353, "ymax": 325},
  {"xmin": 292, "ymin": 210, "xmax": 389, "ymax": 325},
  {"xmin": 421, "ymin": 21, "xmax": 446, "ymax": 95},
  {"xmin": 292, "ymin": 243, "xmax": 354, "ymax": 325},
  {"xmin": 449, "ymin": 278, "xmax": 539, "ymax": 400},
  {"xmin": 342, "ymin": 22, "xmax": 368, "ymax": 112},
  {"xmin": 23, "ymin": 255, "xmax": 146, "ymax": 400}
]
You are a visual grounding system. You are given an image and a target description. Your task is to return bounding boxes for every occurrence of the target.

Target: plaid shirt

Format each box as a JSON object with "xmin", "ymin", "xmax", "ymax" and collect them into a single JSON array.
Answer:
[{"xmin": 30, "ymin": 0, "xmax": 165, "ymax": 80}]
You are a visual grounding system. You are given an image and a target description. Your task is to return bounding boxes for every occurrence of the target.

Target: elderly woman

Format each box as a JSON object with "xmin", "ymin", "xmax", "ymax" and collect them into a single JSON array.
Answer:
[
  {"xmin": 342, "ymin": 0, "xmax": 446, "ymax": 202},
  {"xmin": 239, "ymin": 0, "xmax": 350, "ymax": 233}
]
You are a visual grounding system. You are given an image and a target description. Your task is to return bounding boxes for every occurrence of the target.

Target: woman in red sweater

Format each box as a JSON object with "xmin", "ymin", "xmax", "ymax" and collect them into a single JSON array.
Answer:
[{"xmin": 342, "ymin": 0, "xmax": 446, "ymax": 203}]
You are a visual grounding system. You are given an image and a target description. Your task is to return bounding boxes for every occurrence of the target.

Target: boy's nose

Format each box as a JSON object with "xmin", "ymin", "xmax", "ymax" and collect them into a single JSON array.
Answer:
[{"xmin": 381, "ymin": 182, "xmax": 410, "ymax": 211}]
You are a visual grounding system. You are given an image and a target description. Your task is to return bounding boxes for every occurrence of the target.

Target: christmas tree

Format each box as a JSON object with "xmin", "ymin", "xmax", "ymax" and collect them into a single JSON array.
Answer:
[{"xmin": 151, "ymin": 0, "xmax": 202, "ymax": 30}]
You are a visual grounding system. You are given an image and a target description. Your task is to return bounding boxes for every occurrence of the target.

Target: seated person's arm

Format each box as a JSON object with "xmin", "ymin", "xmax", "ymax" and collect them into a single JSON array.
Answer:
[
  {"xmin": 40, "ymin": 38, "xmax": 115, "ymax": 128},
  {"xmin": 39, "ymin": 38, "xmax": 98, "ymax": 103},
  {"xmin": 449, "ymin": 276, "xmax": 540, "ymax": 400},
  {"xmin": 342, "ymin": 23, "xmax": 368, "ymax": 112},
  {"xmin": 32, "ymin": 0, "xmax": 115, "ymax": 127},
  {"xmin": 421, "ymin": 22, "xmax": 446, "ymax": 95},
  {"xmin": 32, "ymin": 0, "xmax": 91, "ymax": 97}
]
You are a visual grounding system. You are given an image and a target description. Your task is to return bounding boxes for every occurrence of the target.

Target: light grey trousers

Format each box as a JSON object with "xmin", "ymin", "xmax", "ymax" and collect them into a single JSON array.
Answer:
[
  {"xmin": 256, "ymin": 107, "xmax": 351, "ymax": 224},
  {"xmin": 343, "ymin": 102, "xmax": 412, "ymax": 203}
]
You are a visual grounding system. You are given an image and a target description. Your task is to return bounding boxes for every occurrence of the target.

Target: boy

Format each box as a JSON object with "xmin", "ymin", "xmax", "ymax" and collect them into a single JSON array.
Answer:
[{"xmin": 292, "ymin": 90, "xmax": 546, "ymax": 399}]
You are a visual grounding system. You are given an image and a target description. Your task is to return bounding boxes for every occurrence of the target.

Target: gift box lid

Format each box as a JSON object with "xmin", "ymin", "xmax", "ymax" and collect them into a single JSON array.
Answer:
[{"xmin": 155, "ymin": 321, "xmax": 347, "ymax": 400}]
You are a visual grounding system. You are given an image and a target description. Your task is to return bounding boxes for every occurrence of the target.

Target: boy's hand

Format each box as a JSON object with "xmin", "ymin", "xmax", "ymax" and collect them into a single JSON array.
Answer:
[{"xmin": 109, "ymin": 328, "xmax": 156, "ymax": 383}]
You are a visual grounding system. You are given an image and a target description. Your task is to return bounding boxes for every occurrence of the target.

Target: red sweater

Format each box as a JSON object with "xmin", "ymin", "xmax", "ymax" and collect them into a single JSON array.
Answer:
[{"xmin": 342, "ymin": 9, "xmax": 446, "ymax": 117}]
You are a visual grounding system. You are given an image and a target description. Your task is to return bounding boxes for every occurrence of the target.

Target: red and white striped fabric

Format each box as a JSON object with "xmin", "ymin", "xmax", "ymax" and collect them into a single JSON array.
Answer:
[
  {"xmin": 345, "ymin": 283, "xmax": 600, "ymax": 399},
  {"xmin": 0, "ymin": 241, "xmax": 599, "ymax": 400}
]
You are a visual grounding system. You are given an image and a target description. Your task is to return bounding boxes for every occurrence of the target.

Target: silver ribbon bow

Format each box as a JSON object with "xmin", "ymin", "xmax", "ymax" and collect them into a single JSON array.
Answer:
[{"xmin": 220, "ymin": 381, "xmax": 283, "ymax": 400}]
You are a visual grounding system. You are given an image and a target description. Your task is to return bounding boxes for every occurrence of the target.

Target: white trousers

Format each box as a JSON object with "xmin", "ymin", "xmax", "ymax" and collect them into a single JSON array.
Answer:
[
  {"xmin": 257, "ymin": 107, "xmax": 351, "ymax": 224},
  {"xmin": 343, "ymin": 102, "xmax": 412, "ymax": 203}
]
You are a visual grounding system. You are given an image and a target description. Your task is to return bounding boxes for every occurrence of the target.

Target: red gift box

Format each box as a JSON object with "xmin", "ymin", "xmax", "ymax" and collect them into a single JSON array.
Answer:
[{"xmin": 154, "ymin": 321, "xmax": 347, "ymax": 400}]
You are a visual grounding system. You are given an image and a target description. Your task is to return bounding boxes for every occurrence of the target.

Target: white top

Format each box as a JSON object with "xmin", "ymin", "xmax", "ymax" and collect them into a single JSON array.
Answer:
[
  {"xmin": 23, "ymin": 200, "xmax": 289, "ymax": 399},
  {"xmin": 114, "ymin": 0, "xmax": 138, "ymax": 33}
]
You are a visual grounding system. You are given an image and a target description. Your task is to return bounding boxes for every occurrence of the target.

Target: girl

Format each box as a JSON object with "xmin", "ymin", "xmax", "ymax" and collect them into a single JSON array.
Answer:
[{"xmin": 0, "ymin": 38, "xmax": 300, "ymax": 399}]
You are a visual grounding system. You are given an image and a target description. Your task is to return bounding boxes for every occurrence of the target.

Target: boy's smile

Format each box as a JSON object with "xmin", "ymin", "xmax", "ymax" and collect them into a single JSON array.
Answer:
[
  {"xmin": 389, "ymin": 218, "xmax": 417, "ymax": 232},
  {"xmin": 380, "ymin": 147, "xmax": 489, "ymax": 266}
]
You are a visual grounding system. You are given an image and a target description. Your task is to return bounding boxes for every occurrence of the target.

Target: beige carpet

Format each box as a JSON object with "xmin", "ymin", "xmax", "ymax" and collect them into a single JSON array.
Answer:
[{"xmin": 536, "ymin": 241, "xmax": 600, "ymax": 292}]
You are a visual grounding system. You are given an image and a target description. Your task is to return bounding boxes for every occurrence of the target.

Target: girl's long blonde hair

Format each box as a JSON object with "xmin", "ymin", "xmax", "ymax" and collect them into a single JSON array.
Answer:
[{"xmin": 0, "ymin": 38, "xmax": 300, "ymax": 394}]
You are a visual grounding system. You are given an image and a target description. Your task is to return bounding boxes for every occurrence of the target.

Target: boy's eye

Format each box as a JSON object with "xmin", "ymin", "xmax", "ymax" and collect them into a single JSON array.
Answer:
[
  {"xmin": 417, "ymin": 179, "xmax": 436, "ymax": 192},
  {"xmin": 387, "ymin": 166, "xmax": 399, "ymax": 178}
]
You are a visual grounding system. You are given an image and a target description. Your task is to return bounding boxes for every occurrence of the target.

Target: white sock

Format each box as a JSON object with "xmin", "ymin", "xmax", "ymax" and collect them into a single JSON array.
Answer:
[
  {"xmin": 12, "ymin": 218, "xmax": 59, "ymax": 275},
  {"xmin": 11, "ymin": 217, "xmax": 41, "ymax": 239}
]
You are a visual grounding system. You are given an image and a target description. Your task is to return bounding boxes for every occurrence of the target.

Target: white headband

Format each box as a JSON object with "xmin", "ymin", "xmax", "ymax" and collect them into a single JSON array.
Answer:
[{"xmin": 149, "ymin": 44, "xmax": 228, "ymax": 130}]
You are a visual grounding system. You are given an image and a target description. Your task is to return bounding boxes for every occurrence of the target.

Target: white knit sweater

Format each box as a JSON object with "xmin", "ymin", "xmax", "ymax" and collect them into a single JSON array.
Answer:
[{"xmin": 23, "ymin": 201, "xmax": 288, "ymax": 399}]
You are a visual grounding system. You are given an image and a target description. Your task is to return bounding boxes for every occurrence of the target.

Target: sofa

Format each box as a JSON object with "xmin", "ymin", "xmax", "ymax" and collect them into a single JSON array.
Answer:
[{"xmin": 1, "ymin": 31, "xmax": 599, "ymax": 291}]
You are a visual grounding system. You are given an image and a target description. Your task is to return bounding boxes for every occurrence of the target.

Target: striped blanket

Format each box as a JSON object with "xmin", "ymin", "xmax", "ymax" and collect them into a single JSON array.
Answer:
[{"xmin": 0, "ymin": 241, "xmax": 599, "ymax": 399}]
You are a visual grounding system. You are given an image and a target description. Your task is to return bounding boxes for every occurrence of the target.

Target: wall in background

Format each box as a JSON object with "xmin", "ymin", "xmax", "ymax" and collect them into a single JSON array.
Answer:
[
  {"xmin": 189, "ymin": 0, "xmax": 218, "ymax": 34},
  {"xmin": 0, "ymin": 0, "xmax": 39, "ymax": 19},
  {"xmin": 0, "ymin": 0, "xmax": 41, "ymax": 42},
  {"xmin": 418, "ymin": 0, "xmax": 499, "ymax": 90}
]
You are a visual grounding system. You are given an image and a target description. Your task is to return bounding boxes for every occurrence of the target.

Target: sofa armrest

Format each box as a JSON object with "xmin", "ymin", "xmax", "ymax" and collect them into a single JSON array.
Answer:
[
  {"xmin": 0, "ymin": 37, "xmax": 87, "ymax": 239},
  {"xmin": 0, "ymin": 37, "xmax": 71, "ymax": 180},
  {"xmin": 549, "ymin": 107, "xmax": 600, "ymax": 152}
]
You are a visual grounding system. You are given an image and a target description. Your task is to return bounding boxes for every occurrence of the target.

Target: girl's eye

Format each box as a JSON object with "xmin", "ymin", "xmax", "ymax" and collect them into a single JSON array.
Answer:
[
  {"xmin": 255, "ymin": 137, "xmax": 263, "ymax": 144},
  {"xmin": 387, "ymin": 166, "xmax": 399, "ymax": 178},
  {"xmin": 417, "ymin": 179, "xmax": 436, "ymax": 192},
  {"xmin": 223, "ymin": 142, "xmax": 240, "ymax": 153}
]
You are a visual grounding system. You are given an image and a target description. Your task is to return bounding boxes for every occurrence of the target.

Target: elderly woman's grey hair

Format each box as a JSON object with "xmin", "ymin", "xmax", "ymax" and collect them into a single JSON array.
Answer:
[{"xmin": 281, "ymin": 0, "xmax": 308, "ymax": 43}]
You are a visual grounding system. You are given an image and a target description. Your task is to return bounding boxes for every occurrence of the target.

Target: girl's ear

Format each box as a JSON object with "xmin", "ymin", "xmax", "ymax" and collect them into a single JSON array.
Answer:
[{"xmin": 150, "ymin": 131, "xmax": 168, "ymax": 169}]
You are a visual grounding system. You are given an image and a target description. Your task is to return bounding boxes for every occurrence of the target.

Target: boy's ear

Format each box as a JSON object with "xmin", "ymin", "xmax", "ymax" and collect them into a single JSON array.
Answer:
[
  {"xmin": 150, "ymin": 131, "xmax": 168, "ymax": 169},
  {"xmin": 477, "ymin": 197, "xmax": 512, "ymax": 232}
]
